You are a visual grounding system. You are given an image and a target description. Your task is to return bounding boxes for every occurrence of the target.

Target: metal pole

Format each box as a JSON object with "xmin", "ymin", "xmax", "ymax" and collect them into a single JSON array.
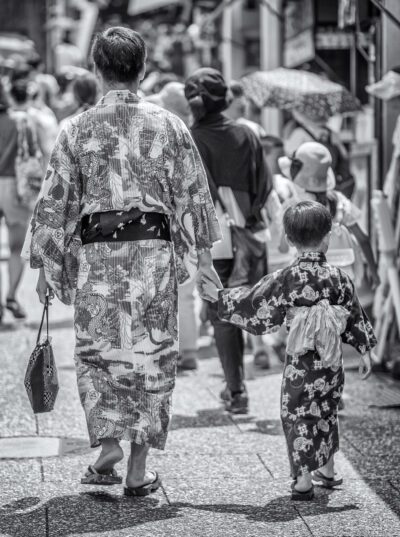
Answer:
[
  {"xmin": 221, "ymin": 1, "xmax": 233, "ymax": 82},
  {"xmin": 369, "ymin": 0, "xmax": 400, "ymax": 29},
  {"xmin": 260, "ymin": 0, "xmax": 282, "ymax": 135}
]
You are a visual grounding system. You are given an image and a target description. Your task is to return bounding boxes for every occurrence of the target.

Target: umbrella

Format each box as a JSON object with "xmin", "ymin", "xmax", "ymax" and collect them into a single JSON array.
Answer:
[{"xmin": 241, "ymin": 68, "xmax": 361, "ymax": 122}]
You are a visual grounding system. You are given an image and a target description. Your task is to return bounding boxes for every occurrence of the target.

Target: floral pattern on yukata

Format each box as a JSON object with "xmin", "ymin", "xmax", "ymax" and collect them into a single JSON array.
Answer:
[
  {"xmin": 27, "ymin": 90, "xmax": 221, "ymax": 305},
  {"xmin": 218, "ymin": 251, "xmax": 377, "ymax": 476},
  {"xmin": 27, "ymin": 90, "xmax": 221, "ymax": 450}
]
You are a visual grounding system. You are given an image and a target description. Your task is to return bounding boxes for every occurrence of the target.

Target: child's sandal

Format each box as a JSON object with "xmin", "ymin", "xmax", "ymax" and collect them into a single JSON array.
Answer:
[
  {"xmin": 291, "ymin": 480, "xmax": 314, "ymax": 501},
  {"xmin": 312, "ymin": 470, "xmax": 343, "ymax": 488}
]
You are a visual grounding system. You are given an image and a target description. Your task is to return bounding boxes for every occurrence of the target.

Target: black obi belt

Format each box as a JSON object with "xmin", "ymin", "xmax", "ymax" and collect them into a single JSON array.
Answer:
[{"xmin": 81, "ymin": 208, "xmax": 171, "ymax": 245}]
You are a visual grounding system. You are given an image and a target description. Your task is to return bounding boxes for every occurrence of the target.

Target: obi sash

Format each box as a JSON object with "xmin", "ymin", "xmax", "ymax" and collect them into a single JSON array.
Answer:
[
  {"xmin": 286, "ymin": 299, "xmax": 350, "ymax": 370},
  {"xmin": 81, "ymin": 208, "xmax": 171, "ymax": 244}
]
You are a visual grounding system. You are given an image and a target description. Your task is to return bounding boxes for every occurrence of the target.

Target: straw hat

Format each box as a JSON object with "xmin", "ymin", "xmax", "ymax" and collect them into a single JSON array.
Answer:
[{"xmin": 278, "ymin": 142, "xmax": 336, "ymax": 193}]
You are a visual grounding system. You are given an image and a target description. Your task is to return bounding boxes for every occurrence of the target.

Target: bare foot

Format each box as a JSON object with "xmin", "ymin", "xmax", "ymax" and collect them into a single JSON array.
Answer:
[
  {"xmin": 294, "ymin": 474, "xmax": 313, "ymax": 492},
  {"xmin": 126, "ymin": 470, "xmax": 157, "ymax": 489},
  {"xmin": 318, "ymin": 456, "xmax": 335, "ymax": 479},
  {"xmin": 94, "ymin": 444, "xmax": 124, "ymax": 473}
]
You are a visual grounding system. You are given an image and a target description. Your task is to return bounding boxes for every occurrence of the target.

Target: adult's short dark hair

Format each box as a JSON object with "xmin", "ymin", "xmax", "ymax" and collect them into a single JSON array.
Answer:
[
  {"xmin": 92, "ymin": 26, "xmax": 146, "ymax": 83},
  {"xmin": 283, "ymin": 201, "xmax": 332, "ymax": 248},
  {"xmin": 73, "ymin": 72, "xmax": 99, "ymax": 107}
]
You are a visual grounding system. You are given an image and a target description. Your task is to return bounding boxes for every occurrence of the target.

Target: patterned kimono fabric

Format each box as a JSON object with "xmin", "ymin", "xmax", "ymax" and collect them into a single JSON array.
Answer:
[
  {"xmin": 217, "ymin": 252, "xmax": 377, "ymax": 477},
  {"xmin": 75, "ymin": 239, "xmax": 177, "ymax": 449},
  {"xmin": 281, "ymin": 350, "xmax": 343, "ymax": 477},
  {"xmin": 26, "ymin": 90, "xmax": 221, "ymax": 450}
]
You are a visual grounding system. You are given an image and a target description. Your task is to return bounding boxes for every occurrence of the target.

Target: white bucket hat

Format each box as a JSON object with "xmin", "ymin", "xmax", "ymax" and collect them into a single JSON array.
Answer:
[{"xmin": 278, "ymin": 142, "xmax": 336, "ymax": 193}]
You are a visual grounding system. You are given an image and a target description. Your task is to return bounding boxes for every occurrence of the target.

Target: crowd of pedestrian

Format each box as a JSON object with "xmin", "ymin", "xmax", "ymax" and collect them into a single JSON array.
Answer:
[{"xmin": 0, "ymin": 26, "xmax": 378, "ymax": 501}]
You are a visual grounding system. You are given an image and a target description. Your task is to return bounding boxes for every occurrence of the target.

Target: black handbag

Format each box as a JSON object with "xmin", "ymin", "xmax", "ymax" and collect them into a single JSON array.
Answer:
[{"xmin": 24, "ymin": 297, "xmax": 59, "ymax": 413}]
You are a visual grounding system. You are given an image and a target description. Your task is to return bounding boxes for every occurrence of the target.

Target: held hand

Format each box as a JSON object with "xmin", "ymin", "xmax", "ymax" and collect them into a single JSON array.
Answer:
[
  {"xmin": 359, "ymin": 351, "xmax": 373, "ymax": 380},
  {"xmin": 197, "ymin": 263, "xmax": 223, "ymax": 291},
  {"xmin": 36, "ymin": 268, "xmax": 54, "ymax": 305},
  {"xmin": 199, "ymin": 278, "xmax": 220, "ymax": 302}
]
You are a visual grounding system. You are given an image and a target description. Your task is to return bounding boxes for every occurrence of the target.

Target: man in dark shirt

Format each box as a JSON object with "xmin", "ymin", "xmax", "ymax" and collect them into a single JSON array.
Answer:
[{"xmin": 185, "ymin": 68, "xmax": 272, "ymax": 414}]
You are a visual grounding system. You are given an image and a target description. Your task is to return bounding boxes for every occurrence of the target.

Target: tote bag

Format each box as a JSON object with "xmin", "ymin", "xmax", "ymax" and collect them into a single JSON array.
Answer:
[{"xmin": 24, "ymin": 297, "xmax": 59, "ymax": 414}]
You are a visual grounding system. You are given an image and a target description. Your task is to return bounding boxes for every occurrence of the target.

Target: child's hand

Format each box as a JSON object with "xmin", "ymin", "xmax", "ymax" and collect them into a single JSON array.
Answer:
[{"xmin": 359, "ymin": 351, "xmax": 373, "ymax": 380}]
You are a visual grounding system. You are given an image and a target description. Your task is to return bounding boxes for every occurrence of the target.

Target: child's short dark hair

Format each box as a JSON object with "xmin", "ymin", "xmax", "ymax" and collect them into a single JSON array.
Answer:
[{"xmin": 283, "ymin": 201, "xmax": 332, "ymax": 248}]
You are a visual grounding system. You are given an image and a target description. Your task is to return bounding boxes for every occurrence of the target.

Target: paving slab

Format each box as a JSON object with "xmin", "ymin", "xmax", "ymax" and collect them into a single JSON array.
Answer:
[{"xmin": 297, "ymin": 479, "xmax": 400, "ymax": 537}]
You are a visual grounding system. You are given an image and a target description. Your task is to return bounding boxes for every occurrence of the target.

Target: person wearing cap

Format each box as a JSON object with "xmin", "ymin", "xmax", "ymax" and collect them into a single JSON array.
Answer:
[
  {"xmin": 278, "ymin": 142, "xmax": 379, "ymax": 291},
  {"xmin": 185, "ymin": 67, "xmax": 273, "ymax": 414}
]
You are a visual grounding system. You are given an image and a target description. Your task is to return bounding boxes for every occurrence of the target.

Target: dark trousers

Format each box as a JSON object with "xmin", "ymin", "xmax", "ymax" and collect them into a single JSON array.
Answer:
[{"xmin": 208, "ymin": 259, "xmax": 244, "ymax": 393}]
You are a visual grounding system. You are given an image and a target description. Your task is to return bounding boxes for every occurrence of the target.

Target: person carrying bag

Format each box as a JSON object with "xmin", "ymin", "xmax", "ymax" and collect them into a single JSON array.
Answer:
[{"xmin": 24, "ymin": 296, "xmax": 59, "ymax": 414}]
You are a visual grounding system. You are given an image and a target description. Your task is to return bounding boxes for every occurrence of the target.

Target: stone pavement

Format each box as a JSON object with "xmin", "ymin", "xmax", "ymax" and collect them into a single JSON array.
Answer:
[{"xmin": 0, "ymin": 265, "xmax": 400, "ymax": 537}]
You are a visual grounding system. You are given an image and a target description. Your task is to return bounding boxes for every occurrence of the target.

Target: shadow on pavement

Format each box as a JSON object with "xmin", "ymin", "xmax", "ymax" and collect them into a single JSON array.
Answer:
[
  {"xmin": 0, "ymin": 492, "xmax": 359, "ymax": 535},
  {"xmin": 0, "ymin": 493, "xmax": 181, "ymax": 536},
  {"xmin": 174, "ymin": 493, "xmax": 359, "ymax": 522},
  {"xmin": 171, "ymin": 408, "xmax": 254, "ymax": 430}
]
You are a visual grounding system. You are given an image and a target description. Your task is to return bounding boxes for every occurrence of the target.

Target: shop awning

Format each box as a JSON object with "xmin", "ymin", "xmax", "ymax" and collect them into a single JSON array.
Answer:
[{"xmin": 128, "ymin": 0, "xmax": 182, "ymax": 16}]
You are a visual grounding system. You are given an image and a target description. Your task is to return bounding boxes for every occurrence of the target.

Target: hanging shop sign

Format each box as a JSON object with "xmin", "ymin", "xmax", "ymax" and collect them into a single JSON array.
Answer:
[
  {"xmin": 316, "ymin": 29, "xmax": 353, "ymax": 49},
  {"xmin": 283, "ymin": 0, "xmax": 315, "ymax": 68}
]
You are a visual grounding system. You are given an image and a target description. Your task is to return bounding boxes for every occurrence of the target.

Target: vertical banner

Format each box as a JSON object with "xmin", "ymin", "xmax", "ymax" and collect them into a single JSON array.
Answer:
[
  {"xmin": 283, "ymin": 0, "xmax": 314, "ymax": 68},
  {"xmin": 338, "ymin": 0, "xmax": 356, "ymax": 29}
]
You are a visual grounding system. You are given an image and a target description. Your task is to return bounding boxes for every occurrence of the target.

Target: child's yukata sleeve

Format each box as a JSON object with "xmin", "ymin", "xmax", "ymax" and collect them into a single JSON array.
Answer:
[
  {"xmin": 217, "ymin": 273, "xmax": 286, "ymax": 336},
  {"xmin": 340, "ymin": 275, "xmax": 377, "ymax": 354}
]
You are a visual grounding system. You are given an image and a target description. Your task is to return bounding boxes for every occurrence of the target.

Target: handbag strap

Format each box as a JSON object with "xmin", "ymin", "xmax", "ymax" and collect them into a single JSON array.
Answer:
[
  {"xmin": 203, "ymin": 161, "xmax": 229, "ymax": 216},
  {"xmin": 36, "ymin": 296, "xmax": 49, "ymax": 345}
]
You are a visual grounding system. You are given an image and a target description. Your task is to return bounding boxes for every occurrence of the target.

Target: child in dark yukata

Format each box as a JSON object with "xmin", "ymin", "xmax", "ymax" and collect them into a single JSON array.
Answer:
[{"xmin": 202, "ymin": 201, "xmax": 377, "ymax": 501}]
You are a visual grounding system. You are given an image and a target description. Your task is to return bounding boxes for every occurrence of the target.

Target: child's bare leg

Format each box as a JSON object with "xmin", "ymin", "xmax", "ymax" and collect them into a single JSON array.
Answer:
[{"xmin": 294, "ymin": 472, "xmax": 312, "ymax": 491}]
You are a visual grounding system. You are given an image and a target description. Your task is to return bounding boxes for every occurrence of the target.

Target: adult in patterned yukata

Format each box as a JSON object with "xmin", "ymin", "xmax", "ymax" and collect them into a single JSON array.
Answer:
[
  {"xmin": 203, "ymin": 201, "xmax": 376, "ymax": 500},
  {"xmin": 27, "ymin": 27, "xmax": 221, "ymax": 495}
]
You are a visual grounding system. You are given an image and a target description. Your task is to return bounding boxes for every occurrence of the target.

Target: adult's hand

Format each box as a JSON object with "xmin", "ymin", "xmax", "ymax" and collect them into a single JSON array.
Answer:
[
  {"xmin": 359, "ymin": 351, "xmax": 372, "ymax": 380},
  {"xmin": 196, "ymin": 249, "xmax": 223, "ymax": 300},
  {"xmin": 36, "ymin": 268, "xmax": 54, "ymax": 305}
]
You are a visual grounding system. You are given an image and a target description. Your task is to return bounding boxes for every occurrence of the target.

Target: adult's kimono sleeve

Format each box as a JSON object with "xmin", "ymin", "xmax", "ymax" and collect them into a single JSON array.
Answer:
[
  {"xmin": 27, "ymin": 125, "xmax": 81, "ymax": 305},
  {"xmin": 166, "ymin": 115, "xmax": 222, "ymax": 284},
  {"xmin": 217, "ymin": 273, "xmax": 286, "ymax": 335},
  {"xmin": 341, "ymin": 277, "xmax": 377, "ymax": 354}
]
